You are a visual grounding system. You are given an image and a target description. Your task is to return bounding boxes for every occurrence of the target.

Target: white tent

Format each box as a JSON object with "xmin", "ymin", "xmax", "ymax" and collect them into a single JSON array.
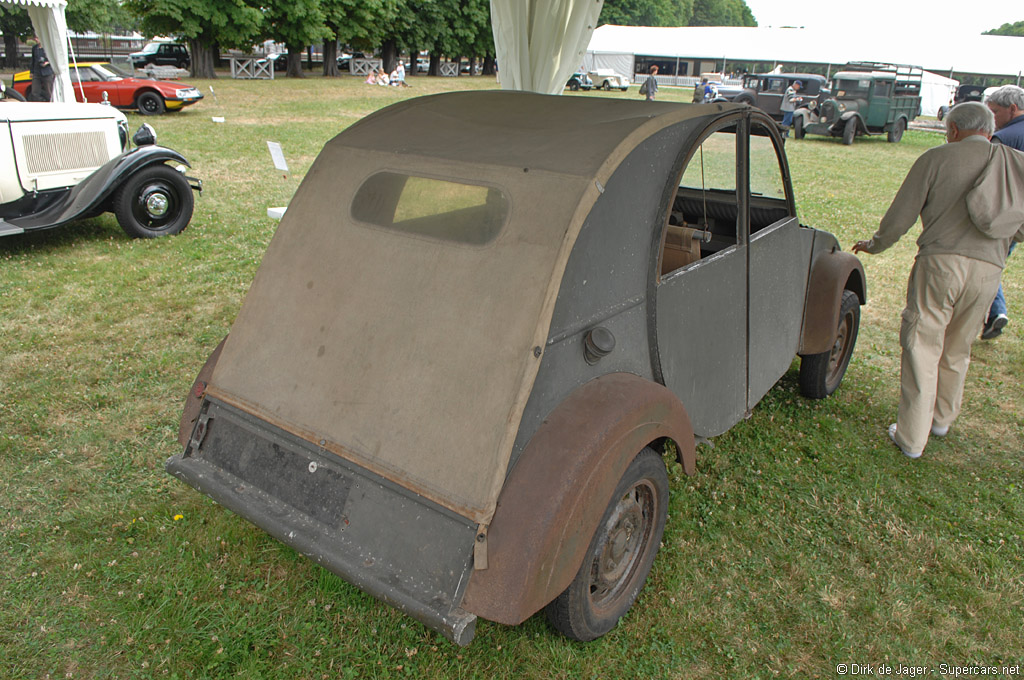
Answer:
[
  {"xmin": 490, "ymin": 0, "xmax": 604, "ymax": 95},
  {"xmin": 586, "ymin": 25, "xmax": 1024, "ymax": 81},
  {"xmin": 2, "ymin": 0, "xmax": 74, "ymax": 102}
]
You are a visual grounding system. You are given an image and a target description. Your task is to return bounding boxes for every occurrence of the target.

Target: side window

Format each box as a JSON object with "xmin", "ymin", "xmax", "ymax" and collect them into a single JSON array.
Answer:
[
  {"xmin": 749, "ymin": 122, "xmax": 792, "ymax": 234},
  {"xmin": 873, "ymin": 80, "xmax": 892, "ymax": 98},
  {"xmin": 766, "ymin": 78, "xmax": 785, "ymax": 93},
  {"xmin": 660, "ymin": 127, "xmax": 738, "ymax": 276}
]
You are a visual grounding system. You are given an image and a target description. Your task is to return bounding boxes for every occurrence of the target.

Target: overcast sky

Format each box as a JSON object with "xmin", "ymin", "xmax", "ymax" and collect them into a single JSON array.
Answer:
[{"xmin": 742, "ymin": 0, "xmax": 1022, "ymax": 38}]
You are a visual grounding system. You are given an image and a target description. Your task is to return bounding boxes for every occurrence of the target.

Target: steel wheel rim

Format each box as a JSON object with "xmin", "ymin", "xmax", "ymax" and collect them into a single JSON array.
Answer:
[
  {"xmin": 826, "ymin": 308, "xmax": 855, "ymax": 389},
  {"xmin": 133, "ymin": 181, "xmax": 180, "ymax": 231},
  {"xmin": 587, "ymin": 479, "xmax": 658, "ymax": 616}
]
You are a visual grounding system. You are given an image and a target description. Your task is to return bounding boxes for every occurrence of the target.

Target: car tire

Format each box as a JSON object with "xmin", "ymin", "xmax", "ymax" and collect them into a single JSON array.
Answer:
[
  {"xmin": 136, "ymin": 91, "xmax": 166, "ymax": 116},
  {"xmin": 937, "ymin": 107, "xmax": 947, "ymax": 122},
  {"xmin": 2, "ymin": 87, "xmax": 26, "ymax": 101},
  {"xmin": 735, "ymin": 95, "xmax": 754, "ymax": 105},
  {"xmin": 545, "ymin": 447, "xmax": 668, "ymax": 641},
  {"xmin": 569, "ymin": 81, "xmax": 579, "ymax": 91},
  {"xmin": 794, "ymin": 116, "xmax": 805, "ymax": 139},
  {"xmin": 113, "ymin": 164, "xmax": 194, "ymax": 239},
  {"xmin": 887, "ymin": 118, "xmax": 906, "ymax": 143},
  {"xmin": 799, "ymin": 289, "xmax": 860, "ymax": 399},
  {"xmin": 842, "ymin": 117, "xmax": 857, "ymax": 145},
  {"xmin": 602, "ymin": 81, "xmax": 611, "ymax": 91}
]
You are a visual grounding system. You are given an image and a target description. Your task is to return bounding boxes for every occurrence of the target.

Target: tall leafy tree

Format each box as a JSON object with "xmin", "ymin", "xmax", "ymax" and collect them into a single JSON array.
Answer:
[
  {"xmin": 0, "ymin": 5, "xmax": 31, "ymax": 69},
  {"xmin": 262, "ymin": 0, "xmax": 329, "ymax": 77},
  {"xmin": 984, "ymin": 21, "xmax": 1024, "ymax": 37},
  {"xmin": 320, "ymin": 0, "xmax": 398, "ymax": 76},
  {"xmin": 66, "ymin": 0, "xmax": 136, "ymax": 35},
  {"xmin": 689, "ymin": 0, "xmax": 756, "ymax": 27},
  {"xmin": 123, "ymin": 0, "xmax": 263, "ymax": 78},
  {"xmin": 599, "ymin": 0, "xmax": 693, "ymax": 27}
]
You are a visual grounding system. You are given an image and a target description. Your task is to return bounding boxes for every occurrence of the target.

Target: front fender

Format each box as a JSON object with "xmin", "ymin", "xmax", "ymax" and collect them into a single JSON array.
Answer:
[
  {"xmin": 799, "ymin": 247, "xmax": 866, "ymax": 355},
  {"xmin": 460, "ymin": 373, "xmax": 695, "ymax": 625},
  {"xmin": 7, "ymin": 145, "xmax": 192, "ymax": 231}
]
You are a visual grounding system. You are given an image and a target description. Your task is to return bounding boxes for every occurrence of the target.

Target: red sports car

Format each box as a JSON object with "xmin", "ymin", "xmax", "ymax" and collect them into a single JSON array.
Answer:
[{"xmin": 13, "ymin": 62, "xmax": 203, "ymax": 115}]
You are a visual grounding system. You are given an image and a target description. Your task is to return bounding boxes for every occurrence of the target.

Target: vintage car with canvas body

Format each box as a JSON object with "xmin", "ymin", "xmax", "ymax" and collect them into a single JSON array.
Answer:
[
  {"xmin": 170, "ymin": 92, "xmax": 866, "ymax": 645},
  {"xmin": 0, "ymin": 99, "xmax": 201, "ymax": 239}
]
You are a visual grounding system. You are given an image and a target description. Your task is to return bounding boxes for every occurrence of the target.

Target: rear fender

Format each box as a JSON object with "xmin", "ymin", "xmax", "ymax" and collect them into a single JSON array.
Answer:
[
  {"xmin": 461, "ymin": 373, "xmax": 695, "ymax": 625},
  {"xmin": 799, "ymin": 248, "xmax": 866, "ymax": 355}
]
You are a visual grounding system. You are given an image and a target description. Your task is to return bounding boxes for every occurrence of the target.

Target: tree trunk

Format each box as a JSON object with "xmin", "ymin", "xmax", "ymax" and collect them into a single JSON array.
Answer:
[
  {"xmin": 381, "ymin": 39, "xmax": 397, "ymax": 75},
  {"xmin": 306, "ymin": 45, "xmax": 313, "ymax": 71},
  {"xmin": 189, "ymin": 39, "xmax": 218, "ymax": 79},
  {"xmin": 468, "ymin": 56, "xmax": 476, "ymax": 76},
  {"xmin": 482, "ymin": 55, "xmax": 495, "ymax": 76},
  {"xmin": 3, "ymin": 33, "xmax": 19, "ymax": 70},
  {"xmin": 322, "ymin": 40, "xmax": 339, "ymax": 77},
  {"xmin": 408, "ymin": 45, "xmax": 418, "ymax": 78},
  {"xmin": 428, "ymin": 52, "xmax": 441, "ymax": 77},
  {"xmin": 286, "ymin": 47, "xmax": 304, "ymax": 78}
]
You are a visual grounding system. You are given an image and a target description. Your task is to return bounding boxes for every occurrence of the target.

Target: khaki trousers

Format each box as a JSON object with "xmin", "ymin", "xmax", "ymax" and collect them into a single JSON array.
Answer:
[{"xmin": 895, "ymin": 254, "xmax": 1002, "ymax": 453}]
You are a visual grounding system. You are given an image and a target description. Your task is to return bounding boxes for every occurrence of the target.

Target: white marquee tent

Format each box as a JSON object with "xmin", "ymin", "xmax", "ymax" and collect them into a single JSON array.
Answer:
[{"xmin": 2, "ymin": 0, "xmax": 75, "ymax": 102}]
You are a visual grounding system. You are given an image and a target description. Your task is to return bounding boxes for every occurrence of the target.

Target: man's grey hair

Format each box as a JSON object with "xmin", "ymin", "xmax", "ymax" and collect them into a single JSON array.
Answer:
[
  {"xmin": 946, "ymin": 101, "xmax": 995, "ymax": 135},
  {"xmin": 986, "ymin": 84, "xmax": 1024, "ymax": 110}
]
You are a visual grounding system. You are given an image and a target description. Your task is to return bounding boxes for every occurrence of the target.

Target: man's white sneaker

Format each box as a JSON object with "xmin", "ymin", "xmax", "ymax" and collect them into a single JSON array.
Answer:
[
  {"xmin": 930, "ymin": 423, "xmax": 949, "ymax": 437},
  {"xmin": 889, "ymin": 423, "xmax": 922, "ymax": 459}
]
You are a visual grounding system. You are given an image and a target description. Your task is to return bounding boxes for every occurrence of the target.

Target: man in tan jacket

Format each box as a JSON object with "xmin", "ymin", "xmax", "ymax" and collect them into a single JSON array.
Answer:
[{"xmin": 853, "ymin": 102, "xmax": 1024, "ymax": 458}]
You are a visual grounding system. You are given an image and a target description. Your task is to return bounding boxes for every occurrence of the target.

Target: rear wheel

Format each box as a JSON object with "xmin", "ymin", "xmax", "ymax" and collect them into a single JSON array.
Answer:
[
  {"xmin": 136, "ymin": 91, "xmax": 165, "ymax": 115},
  {"xmin": 545, "ymin": 447, "xmax": 668, "ymax": 641},
  {"xmin": 602, "ymin": 81, "xmax": 611, "ymax": 91},
  {"xmin": 842, "ymin": 117, "xmax": 857, "ymax": 145},
  {"xmin": 887, "ymin": 118, "xmax": 906, "ymax": 143},
  {"xmin": 113, "ymin": 165, "xmax": 194, "ymax": 238},
  {"xmin": 799, "ymin": 290, "xmax": 860, "ymax": 399}
]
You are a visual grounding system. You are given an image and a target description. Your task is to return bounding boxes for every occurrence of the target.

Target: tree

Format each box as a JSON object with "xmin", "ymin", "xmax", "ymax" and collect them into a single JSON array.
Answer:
[
  {"xmin": 599, "ymin": 0, "xmax": 693, "ymax": 27},
  {"xmin": 0, "ymin": 5, "xmax": 31, "ymax": 69},
  {"xmin": 984, "ymin": 21, "xmax": 1024, "ymax": 37},
  {"xmin": 123, "ymin": 0, "xmax": 263, "ymax": 78},
  {"xmin": 689, "ymin": 0, "xmax": 756, "ymax": 27},
  {"xmin": 66, "ymin": 0, "xmax": 136, "ymax": 35},
  {"xmin": 262, "ymin": 0, "xmax": 329, "ymax": 77},
  {"xmin": 320, "ymin": 0, "xmax": 398, "ymax": 77}
]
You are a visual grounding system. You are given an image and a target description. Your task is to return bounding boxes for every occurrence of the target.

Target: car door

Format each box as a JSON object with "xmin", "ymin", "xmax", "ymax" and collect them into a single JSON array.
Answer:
[
  {"xmin": 758, "ymin": 77, "xmax": 787, "ymax": 116},
  {"xmin": 655, "ymin": 115, "xmax": 748, "ymax": 438},
  {"xmin": 746, "ymin": 118, "xmax": 814, "ymax": 407}
]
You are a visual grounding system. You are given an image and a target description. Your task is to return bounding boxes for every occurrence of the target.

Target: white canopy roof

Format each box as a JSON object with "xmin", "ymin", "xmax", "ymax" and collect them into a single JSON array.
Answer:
[
  {"xmin": 587, "ymin": 25, "xmax": 1024, "ymax": 79},
  {"xmin": 490, "ymin": 0, "xmax": 604, "ymax": 94},
  {"xmin": 1, "ymin": 0, "xmax": 74, "ymax": 102}
]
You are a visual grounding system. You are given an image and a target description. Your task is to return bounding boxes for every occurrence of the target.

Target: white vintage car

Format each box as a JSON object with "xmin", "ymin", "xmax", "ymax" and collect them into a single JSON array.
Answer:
[
  {"xmin": 0, "ymin": 90, "xmax": 201, "ymax": 239},
  {"xmin": 588, "ymin": 69, "xmax": 630, "ymax": 91}
]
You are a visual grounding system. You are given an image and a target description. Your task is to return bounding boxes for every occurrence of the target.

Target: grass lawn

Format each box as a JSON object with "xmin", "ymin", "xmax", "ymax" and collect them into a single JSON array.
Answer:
[{"xmin": 1, "ymin": 73, "xmax": 1022, "ymax": 679}]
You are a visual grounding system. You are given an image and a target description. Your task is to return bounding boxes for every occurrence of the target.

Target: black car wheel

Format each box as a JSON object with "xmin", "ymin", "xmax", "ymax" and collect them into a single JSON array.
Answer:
[
  {"xmin": 113, "ymin": 165, "xmax": 194, "ymax": 239},
  {"xmin": 799, "ymin": 290, "xmax": 860, "ymax": 399},
  {"xmin": 2, "ymin": 87, "xmax": 26, "ymax": 101},
  {"xmin": 602, "ymin": 81, "xmax": 611, "ymax": 91},
  {"xmin": 136, "ymin": 91, "xmax": 166, "ymax": 116},
  {"xmin": 545, "ymin": 447, "xmax": 668, "ymax": 641},
  {"xmin": 842, "ymin": 117, "xmax": 857, "ymax": 145},
  {"xmin": 887, "ymin": 118, "xmax": 906, "ymax": 143},
  {"xmin": 568, "ymin": 80, "xmax": 580, "ymax": 91},
  {"xmin": 793, "ymin": 116, "xmax": 805, "ymax": 139}
]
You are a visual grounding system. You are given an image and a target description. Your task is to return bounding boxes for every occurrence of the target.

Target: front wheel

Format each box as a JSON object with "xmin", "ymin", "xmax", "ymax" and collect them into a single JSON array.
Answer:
[
  {"xmin": 545, "ymin": 447, "xmax": 668, "ymax": 641},
  {"xmin": 842, "ymin": 117, "xmax": 857, "ymax": 145},
  {"xmin": 2, "ymin": 86, "xmax": 26, "ymax": 101},
  {"xmin": 887, "ymin": 118, "xmax": 906, "ymax": 143},
  {"xmin": 602, "ymin": 81, "xmax": 611, "ymax": 91},
  {"xmin": 568, "ymin": 80, "xmax": 579, "ymax": 91},
  {"xmin": 799, "ymin": 289, "xmax": 860, "ymax": 399},
  {"xmin": 113, "ymin": 165, "xmax": 194, "ymax": 238},
  {"xmin": 136, "ymin": 91, "xmax": 165, "ymax": 115},
  {"xmin": 793, "ymin": 116, "xmax": 805, "ymax": 139}
]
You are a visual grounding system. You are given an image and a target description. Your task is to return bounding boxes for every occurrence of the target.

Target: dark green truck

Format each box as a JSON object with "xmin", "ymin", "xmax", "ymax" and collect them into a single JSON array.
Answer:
[{"xmin": 795, "ymin": 62, "xmax": 923, "ymax": 145}]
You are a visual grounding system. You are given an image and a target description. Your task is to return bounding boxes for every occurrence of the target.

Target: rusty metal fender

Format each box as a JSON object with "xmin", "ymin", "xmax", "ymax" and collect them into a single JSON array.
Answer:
[
  {"xmin": 177, "ymin": 336, "xmax": 227, "ymax": 447},
  {"xmin": 799, "ymin": 249, "xmax": 866, "ymax": 355},
  {"xmin": 460, "ymin": 372, "xmax": 695, "ymax": 625}
]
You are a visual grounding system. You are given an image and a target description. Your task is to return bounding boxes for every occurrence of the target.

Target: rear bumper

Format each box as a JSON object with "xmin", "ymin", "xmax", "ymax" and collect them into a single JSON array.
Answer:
[{"xmin": 168, "ymin": 397, "xmax": 479, "ymax": 645}]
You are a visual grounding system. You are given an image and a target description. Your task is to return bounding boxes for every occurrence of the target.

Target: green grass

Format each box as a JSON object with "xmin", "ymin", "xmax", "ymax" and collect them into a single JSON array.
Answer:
[{"xmin": 2, "ymin": 74, "xmax": 1022, "ymax": 679}]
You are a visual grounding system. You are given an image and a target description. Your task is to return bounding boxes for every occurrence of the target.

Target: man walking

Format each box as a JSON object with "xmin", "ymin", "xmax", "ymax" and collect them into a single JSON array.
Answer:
[
  {"xmin": 852, "ymin": 102, "xmax": 1024, "ymax": 458},
  {"xmin": 780, "ymin": 80, "xmax": 803, "ymax": 135},
  {"xmin": 980, "ymin": 85, "xmax": 1024, "ymax": 339}
]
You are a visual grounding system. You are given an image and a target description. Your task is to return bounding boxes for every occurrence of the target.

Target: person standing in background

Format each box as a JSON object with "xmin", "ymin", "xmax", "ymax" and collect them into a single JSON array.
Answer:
[{"xmin": 28, "ymin": 36, "xmax": 54, "ymax": 102}]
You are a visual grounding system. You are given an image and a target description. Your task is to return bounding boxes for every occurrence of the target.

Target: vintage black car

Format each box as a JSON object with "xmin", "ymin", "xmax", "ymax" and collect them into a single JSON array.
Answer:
[
  {"xmin": 730, "ymin": 73, "xmax": 831, "ymax": 119},
  {"xmin": 170, "ymin": 92, "xmax": 866, "ymax": 645}
]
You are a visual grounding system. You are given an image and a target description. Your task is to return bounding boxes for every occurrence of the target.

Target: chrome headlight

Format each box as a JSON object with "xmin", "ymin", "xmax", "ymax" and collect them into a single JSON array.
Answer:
[
  {"xmin": 118, "ymin": 120, "xmax": 130, "ymax": 151},
  {"xmin": 133, "ymin": 123, "xmax": 157, "ymax": 147}
]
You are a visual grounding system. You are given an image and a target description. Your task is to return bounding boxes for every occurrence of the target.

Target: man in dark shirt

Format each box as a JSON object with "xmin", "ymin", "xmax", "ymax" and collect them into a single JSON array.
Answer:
[
  {"xmin": 980, "ymin": 85, "xmax": 1024, "ymax": 339},
  {"xmin": 29, "ymin": 36, "xmax": 55, "ymax": 102}
]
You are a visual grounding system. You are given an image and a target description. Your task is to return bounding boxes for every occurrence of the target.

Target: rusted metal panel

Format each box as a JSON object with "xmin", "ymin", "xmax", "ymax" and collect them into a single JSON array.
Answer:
[
  {"xmin": 460, "ymin": 373, "xmax": 694, "ymax": 625},
  {"xmin": 799, "ymin": 245, "xmax": 867, "ymax": 355},
  {"xmin": 177, "ymin": 336, "xmax": 226, "ymax": 447}
]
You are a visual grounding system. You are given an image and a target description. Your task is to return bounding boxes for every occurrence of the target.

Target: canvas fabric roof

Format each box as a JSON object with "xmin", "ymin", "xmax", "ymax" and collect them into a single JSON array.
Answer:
[{"xmin": 207, "ymin": 91, "xmax": 712, "ymax": 524}]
